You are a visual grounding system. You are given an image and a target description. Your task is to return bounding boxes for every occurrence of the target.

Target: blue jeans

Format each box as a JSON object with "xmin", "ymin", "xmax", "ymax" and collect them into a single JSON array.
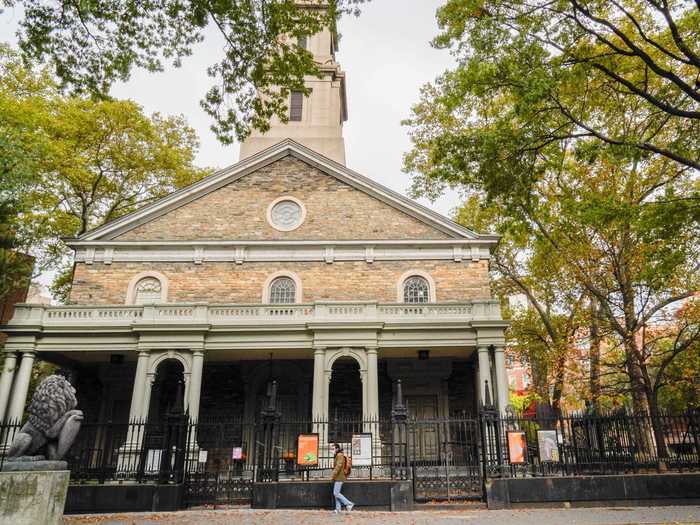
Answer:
[{"xmin": 333, "ymin": 481, "xmax": 353, "ymax": 511}]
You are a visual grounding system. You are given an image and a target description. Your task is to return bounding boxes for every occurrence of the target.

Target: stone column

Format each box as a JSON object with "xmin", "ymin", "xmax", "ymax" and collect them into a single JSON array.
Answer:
[
  {"xmin": 142, "ymin": 373, "xmax": 155, "ymax": 421},
  {"xmin": 127, "ymin": 351, "xmax": 150, "ymax": 422},
  {"xmin": 311, "ymin": 347, "xmax": 328, "ymax": 472},
  {"xmin": 366, "ymin": 347, "xmax": 381, "ymax": 461},
  {"xmin": 0, "ymin": 353, "xmax": 18, "ymax": 423},
  {"xmin": 311, "ymin": 347, "xmax": 326, "ymax": 419},
  {"xmin": 120, "ymin": 350, "xmax": 151, "ymax": 472},
  {"xmin": 493, "ymin": 346, "xmax": 510, "ymax": 414},
  {"xmin": 366, "ymin": 347, "xmax": 379, "ymax": 418},
  {"xmin": 7, "ymin": 351, "xmax": 35, "ymax": 422},
  {"xmin": 477, "ymin": 346, "xmax": 493, "ymax": 406},
  {"xmin": 360, "ymin": 368, "xmax": 368, "ymax": 420},
  {"xmin": 187, "ymin": 350, "xmax": 204, "ymax": 422}
]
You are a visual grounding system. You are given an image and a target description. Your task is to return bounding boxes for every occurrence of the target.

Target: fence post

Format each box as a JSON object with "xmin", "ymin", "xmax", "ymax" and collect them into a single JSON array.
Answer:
[
  {"xmin": 688, "ymin": 409, "xmax": 700, "ymax": 470},
  {"xmin": 391, "ymin": 379, "xmax": 409, "ymax": 481},
  {"xmin": 479, "ymin": 383, "xmax": 500, "ymax": 488},
  {"xmin": 258, "ymin": 380, "xmax": 281, "ymax": 482}
]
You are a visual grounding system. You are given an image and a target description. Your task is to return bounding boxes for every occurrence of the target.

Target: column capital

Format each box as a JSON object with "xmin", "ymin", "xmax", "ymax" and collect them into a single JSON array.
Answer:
[
  {"xmin": 366, "ymin": 346, "xmax": 378, "ymax": 355},
  {"xmin": 137, "ymin": 350, "xmax": 150, "ymax": 358},
  {"xmin": 192, "ymin": 350, "xmax": 205, "ymax": 358},
  {"xmin": 19, "ymin": 350, "xmax": 36, "ymax": 358},
  {"xmin": 313, "ymin": 346, "xmax": 326, "ymax": 355}
]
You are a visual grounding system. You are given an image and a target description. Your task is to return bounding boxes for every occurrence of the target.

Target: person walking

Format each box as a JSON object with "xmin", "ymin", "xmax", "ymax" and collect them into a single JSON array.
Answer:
[{"xmin": 331, "ymin": 443, "xmax": 354, "ymax": 513}]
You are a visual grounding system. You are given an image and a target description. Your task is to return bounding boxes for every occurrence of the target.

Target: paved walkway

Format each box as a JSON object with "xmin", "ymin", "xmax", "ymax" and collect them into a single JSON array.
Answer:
[{"xmin": 64, "ymin": 506, "xmax": 700, "ymax": 525}]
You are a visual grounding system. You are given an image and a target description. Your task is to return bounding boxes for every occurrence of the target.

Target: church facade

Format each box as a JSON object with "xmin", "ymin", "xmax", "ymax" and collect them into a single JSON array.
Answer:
[{"xmin": 0, "ymin": 20, "xmax": 509, "ymax": 446}]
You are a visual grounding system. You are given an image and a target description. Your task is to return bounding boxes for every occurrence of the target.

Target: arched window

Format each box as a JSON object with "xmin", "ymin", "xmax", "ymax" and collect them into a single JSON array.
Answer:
[
  {"xmin": 403, "ymin": 276, "xmax": 430, "ymax": 304},
  {"xmin": 134, "ymin": 277, "xmax": 162, "ymax": 305},
  {"xmin": 269, "ymin": 277, "xmax": 297, "ymax": 304}
]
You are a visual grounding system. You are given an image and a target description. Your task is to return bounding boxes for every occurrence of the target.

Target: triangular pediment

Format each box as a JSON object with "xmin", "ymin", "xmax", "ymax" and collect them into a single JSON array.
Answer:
[{"xmin": 75, "ymin": 140, "xmax": 489, "ymax": 242}]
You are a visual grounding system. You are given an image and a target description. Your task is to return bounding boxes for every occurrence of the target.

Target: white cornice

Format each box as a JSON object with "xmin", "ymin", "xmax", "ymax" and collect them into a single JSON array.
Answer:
[
  {"xmin": 70, "ymin": 240, "xmax": 494, "ymax": 265},
  {"xmin": 76, "ymin": 139, "xmax": 498, "ymax": 242}
]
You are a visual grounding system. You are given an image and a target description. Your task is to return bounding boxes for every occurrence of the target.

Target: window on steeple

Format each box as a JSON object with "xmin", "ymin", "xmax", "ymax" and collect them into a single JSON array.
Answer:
[{"xmin": 290, "ymin": 91, "xmax": 304, "ymax": 121}]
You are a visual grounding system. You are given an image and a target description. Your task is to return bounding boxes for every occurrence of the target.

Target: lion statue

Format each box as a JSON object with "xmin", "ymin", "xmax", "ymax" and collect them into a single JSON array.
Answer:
[{"xmin": 7, "ymin": 374, "xmax": 84, "ymax": 460}]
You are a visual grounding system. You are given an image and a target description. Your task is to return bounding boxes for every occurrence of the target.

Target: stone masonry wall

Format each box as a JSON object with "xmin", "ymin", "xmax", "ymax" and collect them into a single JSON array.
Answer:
[
  {"xmin": 69, "ymin": 260, "xmax": 491, "ymax": 304},
  {"xmin": 114, "ymin": 156, "xmax": 452, "ymax": 241}
]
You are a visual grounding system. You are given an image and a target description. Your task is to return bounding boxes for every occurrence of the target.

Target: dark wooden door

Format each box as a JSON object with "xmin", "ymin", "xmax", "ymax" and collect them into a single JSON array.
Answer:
[{"xmin": 407, "ymin": 395, "xmax": 439, "ymax": 461}]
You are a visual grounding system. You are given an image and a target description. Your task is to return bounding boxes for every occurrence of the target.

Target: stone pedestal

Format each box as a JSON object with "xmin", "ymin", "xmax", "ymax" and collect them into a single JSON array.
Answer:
[{"xmin": 0, "ymin": 470, "xmax": 69, "ymax": 525}]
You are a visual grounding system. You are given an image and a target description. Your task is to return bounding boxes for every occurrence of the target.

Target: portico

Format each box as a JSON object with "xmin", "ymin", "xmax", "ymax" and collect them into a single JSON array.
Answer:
[{"xmin": 0, "ymin": 300, "xmax": 509, "ymax": 429}]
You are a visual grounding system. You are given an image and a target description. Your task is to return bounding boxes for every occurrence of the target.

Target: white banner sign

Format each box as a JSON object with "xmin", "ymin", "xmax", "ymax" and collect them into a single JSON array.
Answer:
[
  {"xmin": 351, "ymin": 433, "xmax": 372, "ymax": 466},
  {"xmin": 145, "ymin": 449, "xmax": 163, "ymax": 473}
]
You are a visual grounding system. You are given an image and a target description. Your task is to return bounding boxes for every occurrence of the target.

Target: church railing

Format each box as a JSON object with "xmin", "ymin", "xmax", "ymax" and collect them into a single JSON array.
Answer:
[{"xmin": 5, "ymin": 299, "xmax": 503, "ymax": 328}]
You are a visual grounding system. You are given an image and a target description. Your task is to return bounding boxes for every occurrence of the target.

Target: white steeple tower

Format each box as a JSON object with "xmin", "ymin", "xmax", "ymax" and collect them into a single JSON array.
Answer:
[{"xmin": 239, "ymin": 18, "xmax": 348, "ymax": 165}]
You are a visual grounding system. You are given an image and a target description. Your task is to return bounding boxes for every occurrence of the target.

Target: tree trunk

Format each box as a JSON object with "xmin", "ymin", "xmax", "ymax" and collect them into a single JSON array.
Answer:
[
  {"xmin": 623, "ymin": 335, "xmax": 649, "ymax": 414},
  {"xmin": 648, "ymin": 390, "xmax": 669, "ymax": 460},
  {"xmin": 551, "ymin": 351, "xmax": 566, "ymax": 417},
  {"xmin": 589, "ymin": 298, "xmax": 601, "ymax": 411}
]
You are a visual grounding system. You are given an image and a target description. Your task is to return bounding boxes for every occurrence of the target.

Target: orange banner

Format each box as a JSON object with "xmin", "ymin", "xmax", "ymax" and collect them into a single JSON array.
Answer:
[
  {"xmin": 297, "ymin": 434, "xmax": 319, "ymax": 466},
  {"xmin": 507, "ymin": 431, "xmax": 527, "ymax": 464}
]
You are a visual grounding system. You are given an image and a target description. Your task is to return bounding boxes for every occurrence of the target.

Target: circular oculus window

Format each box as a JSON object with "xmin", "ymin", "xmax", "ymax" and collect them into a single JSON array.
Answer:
[{"xmin": 267, "ymin": 197, "xmax": 306, "ymax": 231}]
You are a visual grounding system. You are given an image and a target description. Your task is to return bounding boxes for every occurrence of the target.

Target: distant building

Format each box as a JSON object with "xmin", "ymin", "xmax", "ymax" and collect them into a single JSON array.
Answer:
[
  {"xmin": 506, "ymin": 352, "xmax": 531, "ymax": 395},
  {"xmin": 25, "ymin": 284, "xmax": 52, "ymax": 305},
  {"xmin": 0, "ymin": 253, "xmax": 34, "ymax": 347}
]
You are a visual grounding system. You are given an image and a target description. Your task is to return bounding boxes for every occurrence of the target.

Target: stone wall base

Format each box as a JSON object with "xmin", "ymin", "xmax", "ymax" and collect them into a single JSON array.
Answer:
[
  {"xmin": 0, "ymin": 470, "xmax": 69, "ymax": 525},
  {"xmin": 65, "ymin": 483, "xmax": 183, "ymax": 514},
  {"xmin": 486, "ymin": 473, "xmax": 700, "ymax": 509},
  {"xmin": 252, "ymin": 480, "xmax": 414, "ymax": 511}
]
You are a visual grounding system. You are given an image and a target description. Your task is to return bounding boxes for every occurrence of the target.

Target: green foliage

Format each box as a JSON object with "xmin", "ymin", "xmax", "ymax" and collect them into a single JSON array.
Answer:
[
  {"xmin": 404, "ymin": 0, "xmax": 699, "ymax": 196},
  {"xmin": 0, "ymin": 46, "xmax": 210, "ymax": 300},
  {"xmin": 510, "ymin": 392, "xmax": 537, "ymax": 415},
  {"xmin": 405, "ymin": 1, "xmax": 700, "ymax": 413},
  {"xmin": 49, "ymin": 265, "xmax": 74, "ymax": 305},
  {"xmin": 0, "ymin": 201, "xmax": 34, "ymax": 301},
  {"xmin": 3, "ymin": 0, "xmax": 367, "ymax": 143}
]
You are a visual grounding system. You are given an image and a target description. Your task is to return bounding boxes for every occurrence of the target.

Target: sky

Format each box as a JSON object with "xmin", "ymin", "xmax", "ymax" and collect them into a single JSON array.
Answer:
[{"xmin": 0, "ymin": 1, "xmax": 462, "ymax": 290}]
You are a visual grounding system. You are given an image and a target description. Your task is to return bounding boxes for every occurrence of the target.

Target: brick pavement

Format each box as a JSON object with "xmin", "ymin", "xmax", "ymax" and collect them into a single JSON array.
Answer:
[{"xmin": 64, "ymin": 505, "xmax": 700, "ymax": 525}]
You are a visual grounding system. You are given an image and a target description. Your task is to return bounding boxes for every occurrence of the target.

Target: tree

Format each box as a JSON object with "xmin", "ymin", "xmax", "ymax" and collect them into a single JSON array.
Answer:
[
  {"xmin": 3, "ymin": 0, "xmax": 366, "ymax": 143},
  {"xmin": 404, "ymin": 1, "xmax": 699, "ymax": 423},
  {"xmin": 0, "ymin": 47, "xmax": 209, "ymax": 301},
  {"xmin": 455, "ymin": 196, "xmax": 589, "ymax": 411},
  {"xmin": 0, "ymin": 201, "xmax": 33, "ymax": 302},
  {"xmin": 0, "ymin": 43, "xmax": 55, "ymax": 299},
  {"xmin": 403, "ymin": 1, "xmax": 698, "ymax": 230}
]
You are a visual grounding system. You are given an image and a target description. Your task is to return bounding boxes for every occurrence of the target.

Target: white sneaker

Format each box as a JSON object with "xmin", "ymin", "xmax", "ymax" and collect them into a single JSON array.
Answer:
[
  {"xmin": 346, "ymin": 503, "xmax": 354, "ymax": 512},
  {"xmin": 333, "ymin": 509, "xmax": 340, "ymax": 514}
]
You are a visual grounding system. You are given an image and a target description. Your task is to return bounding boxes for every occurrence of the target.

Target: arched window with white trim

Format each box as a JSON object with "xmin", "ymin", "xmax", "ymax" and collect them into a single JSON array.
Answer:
[
  {"xmin": 403, "ymin": 276, "xmax": 430, "ymax": 304},
  {"xmin": 134, "ymin": 277, "xmax": 163, "ymax": 305},
  {"xmin": 269, "ymin": 277, "xmax": 297, "ymax": 304}
]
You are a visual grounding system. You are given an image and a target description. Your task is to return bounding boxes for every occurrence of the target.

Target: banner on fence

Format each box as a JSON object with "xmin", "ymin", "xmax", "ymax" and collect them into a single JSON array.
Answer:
[
  {"xmin": 145, "ymin": 449, "xmax": 163, "ymax": 473},
  {"xmin": 297, "ymin": 433, "xmax": 319, "ymax": 466},
  {"xmin": 198, "ymin": 450, "xmax": 208, "ymax": 464},
  {"xmin": 507, "ymin": 431, "xmax": 527, "ymax": 464},
  {"xmin": 537, "ymin": 430, "xmax": 560, "ymax": 462},
  {"xmin": 231, "ymin": 447, "xmax": 243, "ymax": 460},
  {"xmin": 351, "ymin": 433, "xmax": 372, "ymax": 466}
]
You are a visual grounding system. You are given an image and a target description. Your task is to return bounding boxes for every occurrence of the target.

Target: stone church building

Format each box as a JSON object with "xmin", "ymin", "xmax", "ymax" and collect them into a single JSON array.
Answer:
[{"xmin": 0, "ymin": 19, "xmax": 509, "ymax": 445}]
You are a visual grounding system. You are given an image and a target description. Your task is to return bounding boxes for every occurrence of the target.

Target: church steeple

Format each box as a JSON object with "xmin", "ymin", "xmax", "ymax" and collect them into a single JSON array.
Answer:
[{"xmin": 239, "ymin": 19, "xmax": 348, "ymax": 165}]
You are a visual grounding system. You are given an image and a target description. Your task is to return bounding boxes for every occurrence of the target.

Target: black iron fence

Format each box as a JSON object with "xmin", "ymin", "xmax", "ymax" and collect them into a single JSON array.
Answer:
[
  {"xmin": 1, "ymin": 407, "xmax": 697, "ymax": 506},
  {"xmin": 0, "ymin": 415, "xmax": 190, "ymax": 483},
  {"xmin": 481, "ymin": 408, "xmax": 700, "ymax": 479}
]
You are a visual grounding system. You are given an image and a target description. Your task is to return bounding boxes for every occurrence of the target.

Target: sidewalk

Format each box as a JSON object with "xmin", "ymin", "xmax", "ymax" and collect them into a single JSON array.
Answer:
[{"xmin": 63, "ymin": 505, "xmax": 700, "ymax": 525}]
